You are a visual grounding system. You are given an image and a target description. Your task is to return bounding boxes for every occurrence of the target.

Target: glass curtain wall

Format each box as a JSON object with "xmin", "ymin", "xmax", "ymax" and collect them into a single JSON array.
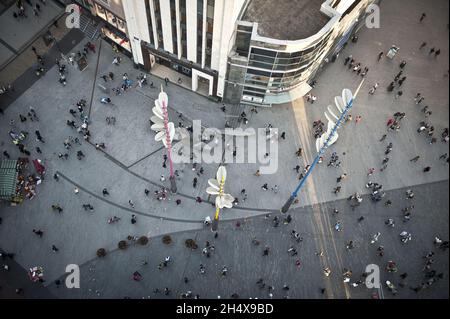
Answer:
[
  {"xmin": 180, "ymin": 0, "xmax": 187, "ymax": 59},
  {"xmin": 144, "ymin": 0, "xmax": 155, "ymax": 45},
  {"xmin": 205, "ymin": 0, "xmax": 215, "ymax": 68},
  {"xmin": 244, "ymin": 30, "xmax": 333, "ymax": 94},
  {"xmin": 154, "ymin": 0, "xmax": 164, "ymax": 50},
  {"xmin": 197, "ymin": 0, "xmax": 204, "ymax": 64},
  {"xmin": 170, "ymin": 0, "xmax": 178, "ymax": 56}
]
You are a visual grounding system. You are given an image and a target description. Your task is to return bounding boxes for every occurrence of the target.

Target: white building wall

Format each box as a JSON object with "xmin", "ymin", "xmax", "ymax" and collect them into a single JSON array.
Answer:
[
  {"xmin": 121, "ymin": 0, "xmax": 247, "ymax": 98},
  {"xmin": 186, "ymin": 0, "xmax": 197, "ymax": 62},
  {"xmin": 122, "ymin": 0, "xmax": 151, "ymax": 65},
  {"xmin": 214, "ymin": 0, "xmax": 247, "ymax": 98},
  {"xmin": 159, "ymin": 0, "xmax": 174, "ymax": 53},
  {"xmin": 210, "ymin": 0, "xmax": 224, "ymax": 71}
]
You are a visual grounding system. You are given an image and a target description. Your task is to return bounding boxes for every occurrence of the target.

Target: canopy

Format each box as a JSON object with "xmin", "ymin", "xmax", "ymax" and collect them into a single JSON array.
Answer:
[{"xmin": 0, "ymin": 160, "xmax": 18, "ymax": 201}]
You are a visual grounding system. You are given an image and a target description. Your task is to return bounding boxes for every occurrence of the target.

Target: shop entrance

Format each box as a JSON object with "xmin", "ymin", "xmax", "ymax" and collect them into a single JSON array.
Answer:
[{"xmin": 192, "ymin": 69, "xmax": 214, "ymax": 97}]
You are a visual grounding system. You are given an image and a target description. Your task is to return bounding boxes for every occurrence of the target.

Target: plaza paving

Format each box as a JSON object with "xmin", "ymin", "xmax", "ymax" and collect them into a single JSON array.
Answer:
[
  {"xmin": 0, "ymin": 0, "xmax": 63, "ymax": 69},
  {"xmin": 0, "ymin": 0, "xmax": 448, "ymax": 299}
]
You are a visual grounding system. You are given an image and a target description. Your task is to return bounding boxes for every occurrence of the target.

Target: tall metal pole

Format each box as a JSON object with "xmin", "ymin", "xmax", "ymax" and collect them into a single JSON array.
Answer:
[
  {"xmin": 281, "ymin": 80, "xmax": 364, "ymax": 213},
  {"xmin": 161, "ymin": 100, "xmax": 177, "ymax": 194},
  {"xmin": 211, "ymin": 175, "xmax": 225, "ymax": 232}
]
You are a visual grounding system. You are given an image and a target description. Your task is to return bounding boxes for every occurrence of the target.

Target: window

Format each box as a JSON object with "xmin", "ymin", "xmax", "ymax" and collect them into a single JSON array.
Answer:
[
  {"xmin": 205, "ymin": 0, "xmax": 214, "ymax": 67},
  {"xmin": 95, "ymin": 3, "xmax": 107, "ymax": 21},
  {"xmin": 145, "ymin": 0, "xmax": 155, "ymax": 45},
  {"xmin": 95, "ymin": 3, "xmax": 127, "ymax": 34},
  {"xmin": 235, "ymin": 31, "xmax": 251, "ymax": 57},
  {"xmin": 154, "ymin": 0, "xmax": 164, "ymax": 50},
  {"xmin": 197, "ymin": 0, "xmax": 204, "ymax": 64},
  {"xmin": 180, "ymin": 0, "xmax": 187, "ymax": 58},
  {"xmin": 170, "ymin": 0, "xmax": 178, "ymax": 55},
  {"xmin": 251, "ymin": 48, "xmax": 277, "ymax": 57}
]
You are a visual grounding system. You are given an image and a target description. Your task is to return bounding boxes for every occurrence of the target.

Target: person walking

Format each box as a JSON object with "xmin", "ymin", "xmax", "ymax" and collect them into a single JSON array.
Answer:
[
  {"xmin": 387, "ymin": 82, "xmax": 395, "ymax": 92},
  {"xmin": 35, "ymin": 130, "xmax": 45, "ymax": 143},
  {"xmin": 102, "ymin": 188, "xmax": 110, "ymax": 196},
  {"xmin": 344, "ymin": 56, "xmax": 350, "ymax": 65},
  {"xmin": 419, "ymin": 42, "xmax": 427, "ymax": 50},
  {"xmin": 435, "ymin": 49, "xmax": 441, "ymax": 58},
  {"xmin": 51, "ymin": 245, "xmax": 59, "ymax": 253},
  {"xmin": 377, "ymin": 51, "xmax": 384, "ymax": 61},
  {"xmin": 51, "ymin": 204, "xmax": 63, "ymax": 213},
  {"xmin": 395, "ymin": 91, "xmax": 403, "ymax": 99},
  {"xmin": 369, "ymin": 83, "xmax": 379, "ymax": 95},
  {"xmin": 333, "ymin": 186, "xmax": 341, "ymax": 194},
  {"xmin": 423, "ymin": 166, "xmax": 431, "ymax": 173},
  {"xmin": 337, "ymin": 173, "xmax": 347, "ymax": 183},
  {"xmin": 419, "ymin": 13, "xmax": 426, "ymax": 22},
  {"xmin": 416, "ymin": 96, "xmax": 425, "ymax": 105},
  {"xmin": 3, "ymin": 151, "xmax": 10, "ymax": 159},
  {"xmin": 33, "ymin": 229, "xmax": 44, "ymax": 237}
]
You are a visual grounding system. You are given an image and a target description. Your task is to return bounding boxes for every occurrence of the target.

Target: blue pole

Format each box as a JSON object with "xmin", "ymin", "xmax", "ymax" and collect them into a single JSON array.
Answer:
[{"xmin": 281, "ymin": 98, "xmax": 354, "ymax": 213}]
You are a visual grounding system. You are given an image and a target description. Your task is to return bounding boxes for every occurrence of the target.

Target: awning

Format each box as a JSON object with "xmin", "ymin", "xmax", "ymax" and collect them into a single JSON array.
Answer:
[{"xmin": 0, "ymin": 160, "xmax": 18, "ymax": 201}]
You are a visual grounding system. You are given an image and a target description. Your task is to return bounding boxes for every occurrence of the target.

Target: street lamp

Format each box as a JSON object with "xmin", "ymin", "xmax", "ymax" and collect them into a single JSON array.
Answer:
[
  {"xmin": 281, "ymin": 80, "xmax": 365, "ymax": 213},
  {"xmin": 151, "ymin": 86, "xmax": 177, "ymax": 193},
  {"xmin": 206, "ymin": 166, "xmax": 234, "ymax": 231}
]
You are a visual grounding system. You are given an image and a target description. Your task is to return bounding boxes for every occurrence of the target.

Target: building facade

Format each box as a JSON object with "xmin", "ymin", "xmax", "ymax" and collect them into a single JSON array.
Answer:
[
  {"xmin": 75, "ymin": 0, "xmax": 247, "ymax": 99},
  {"xmin": 71, "ymin": 0, "xmax": 377, "ymax": 106},
  {"xmin": 69, "ymin": 0, "xmax": 132, "ymax": 53},
  {"xmin": 224, "ymin": 0, "xmax": 378, "ymax": 107}
]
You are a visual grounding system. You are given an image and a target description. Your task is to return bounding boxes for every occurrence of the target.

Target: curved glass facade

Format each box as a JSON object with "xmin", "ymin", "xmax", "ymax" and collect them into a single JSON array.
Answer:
[
  {"xmin": 225, "ymin": 0, "xmax": 376, "ymax": 106},
  {"xmin": 242, "ymin": 29, "xmax": 333, "ymax": 98}
]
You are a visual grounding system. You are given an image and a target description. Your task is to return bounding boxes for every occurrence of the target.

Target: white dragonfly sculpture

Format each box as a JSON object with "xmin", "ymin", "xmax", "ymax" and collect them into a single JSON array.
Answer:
[
  {"xmin": 150, "ymin": 86, "xmax": 178, "ymax": 193},
  {"xmin": 206, "ymin": 166, "xmax": 234, "ymax": 231},
  {"xmin": 151, "ymin": 87, "xmax": 176, "ymax": 148}
]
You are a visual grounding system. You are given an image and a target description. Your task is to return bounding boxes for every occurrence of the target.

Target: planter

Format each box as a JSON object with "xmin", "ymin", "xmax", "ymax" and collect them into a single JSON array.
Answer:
[
  {"xmin": 118, "ymin": 240, "xmax": 128, "ymax": 250},
  {"xmin": 138, "ymin": 236, "xmax": 149, "ymax": 246},
  {"xmin": 96, "ymin": 248, "xmax": 107, "ymax": 258},
  {"xmin": 185, "ymin": 239, "xmax": 198, "ymax": 250},
  {"xmin": 162, "ymin": 235, "xmax": 172, "ymax": 245}
]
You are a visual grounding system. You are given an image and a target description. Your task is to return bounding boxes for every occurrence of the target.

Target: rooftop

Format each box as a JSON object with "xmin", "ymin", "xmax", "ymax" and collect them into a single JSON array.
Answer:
[{"xmin": 241, "ymin": 0, "xmax": 331, "ymax": 41}]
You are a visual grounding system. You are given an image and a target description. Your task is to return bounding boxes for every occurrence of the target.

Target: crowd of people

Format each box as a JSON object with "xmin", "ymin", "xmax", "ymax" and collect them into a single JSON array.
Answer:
[
  {"xmin": 0, "ymin": 9, "xmax": 448, "ymax": 299},
  {"xmin": 12, "ymin": 0, "xmax": 48, "ymax": 20}
]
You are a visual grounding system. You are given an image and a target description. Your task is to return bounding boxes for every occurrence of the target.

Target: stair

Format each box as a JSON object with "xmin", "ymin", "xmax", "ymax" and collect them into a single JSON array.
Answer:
[
  {"xmin": 227, "ymin": 103, "xmax": 244, "ymax": 129},
  {"xmin": 79, "ymin": 14, "xmax": 102, "ymax": 41}
]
